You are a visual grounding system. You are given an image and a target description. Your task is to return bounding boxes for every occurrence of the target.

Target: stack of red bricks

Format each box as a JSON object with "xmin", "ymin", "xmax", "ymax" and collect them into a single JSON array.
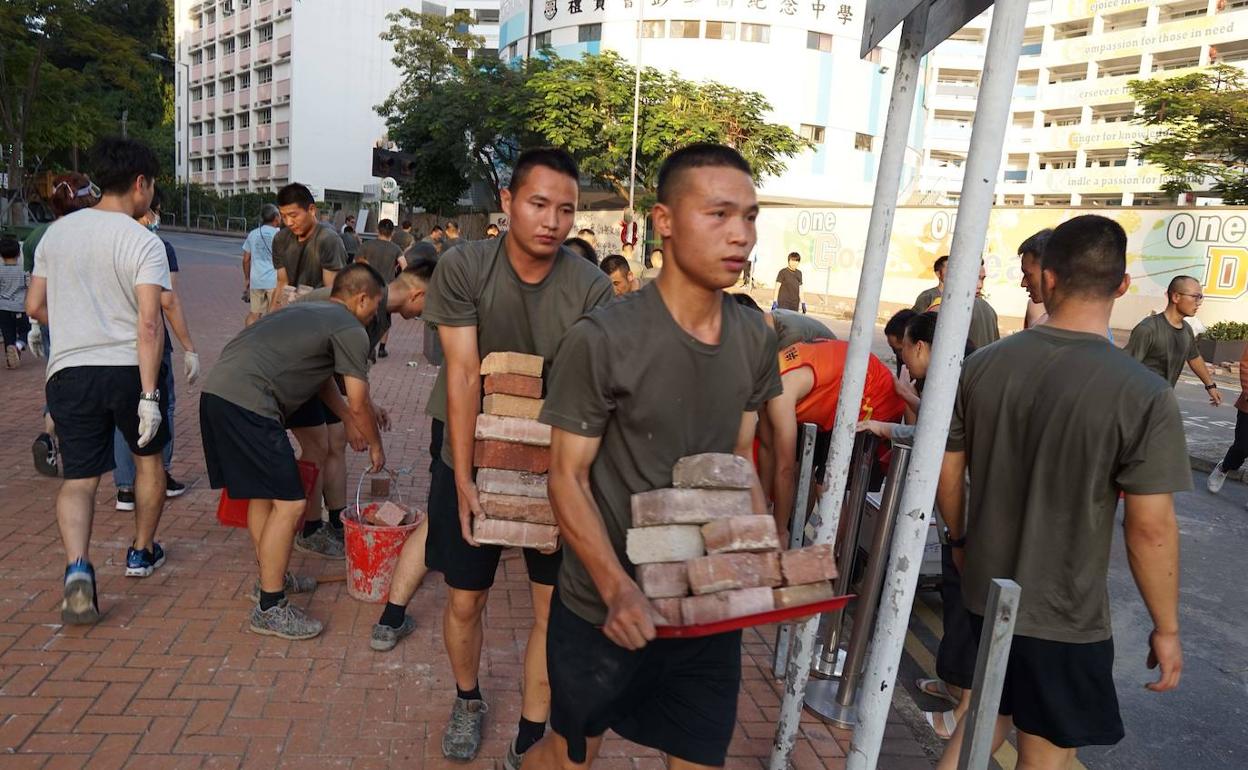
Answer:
[
  {"xmin": 627, "ymin": 453, "xmax": 840, "ymax": 627},
  {"xmin": 471, "ymin": 352, "xmax": 559, "ymax": 550}
]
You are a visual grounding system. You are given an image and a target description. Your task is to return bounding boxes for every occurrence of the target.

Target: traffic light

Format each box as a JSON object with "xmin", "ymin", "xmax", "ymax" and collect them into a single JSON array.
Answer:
[{"xmin": 371, "ymin": 148, "xmax": 418, "ymax": 181}]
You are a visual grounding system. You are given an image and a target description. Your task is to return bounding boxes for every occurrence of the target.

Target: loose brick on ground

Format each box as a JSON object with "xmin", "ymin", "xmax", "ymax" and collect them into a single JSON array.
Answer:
[
  {"xmin": 479, "ymin": 492, "xmax": 557, "ymax": 525},
  {"xmin": 480, "ymin": 351, "xmax": 544, "ymax": 377},
  {"xmin": 473, "ymin": 440, "xmax": 550, "ymax": 473},
  {"xmin": 475, "ymin": 413, "xmax": 551, "ymax": 446},
  {"xmin": 681, "ymin": 586, "xmax": 775, "ymax": 625},
  {"xmin": 687, "ymin": 552, "xmax": 782, "ymax": 595},
  {"xmin": 482, "ymin": 393, "xmax": 544, "ymax": 420},
  {"xmin": 702, "ymin": 515, "xmax": 781, "ymax": 554},
  {"xmin": 626, "ymin": 525, "xmax": 705, "ymax": 564},
  {"xmin": 475, "ymin": 467, "xmax": 549, "ymax": 498},
  {"xmin": 635, "ymin": 562, "xmax": 690, "ymax": 599},
  {"xmin": 630, "ymin": 487, "xmax": 753, "ymax": 527},
  {"xmin": 483, "ymin": 373, "xmax": 544, "ymax": 399},
  {"xmin": 473, "ymin": 517, "xmax": 560, "ymax": 550},
  {"xmin": 780, "ymin": 544, "xmax": 839, "ymax": 585},
  {"xmin": 672, "ymin": 453, "xmax": 755, "ymax": 489}
]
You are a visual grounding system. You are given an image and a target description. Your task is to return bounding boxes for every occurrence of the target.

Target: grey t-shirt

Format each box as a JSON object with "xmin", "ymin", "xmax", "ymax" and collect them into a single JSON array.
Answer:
[
  {"xmin": 541, "ymin": 283, "xmax": 784, "ymax": 624},
  {"xmin": 969, "ymin": 297, "xmax": 1000, "ymax": 351},
  {"xmin": 392, "ymin": 229, "xmax": 414, "ymax": 254},
  {"xmin": 273, "ymin": 223, "xmax": 347, "ymax": 288},
  {"xmin": 423, "ymin": 237, "xmax": 614, "ymax": 468},
  {"xmin": 948, "ymin": 326, "xmax": 1191, "ymax": 643},
  {"xmin": 202, "ymin": 301, "xmax": 371, "ymax": 421},
  {"xmin": 1124, "ymin": 312, "xmax": 1198, "ymax": 386},
  {"xmin": 772, "ymin": 308, "xmax": 835, "ymax": 349},
  {"xmin": 357, "ymin": 238, "xmax": 404, "ymax": 282},
  {"xmin": 913, "ymin": 285, "xmax": 941, "ymax": 313},
  {"xmin": 299, "ymin": 286, "xmax": 391, "ymax": 360},
  {"xmin": 341, "ymin": 231, "xmax": 360, "ymax": 258}
]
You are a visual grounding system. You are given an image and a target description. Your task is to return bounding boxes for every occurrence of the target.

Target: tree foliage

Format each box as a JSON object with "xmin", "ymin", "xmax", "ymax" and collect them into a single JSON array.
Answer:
[{"xmin": 1130, "ymin": 64, "xmax": 1248, "ymax": 203}]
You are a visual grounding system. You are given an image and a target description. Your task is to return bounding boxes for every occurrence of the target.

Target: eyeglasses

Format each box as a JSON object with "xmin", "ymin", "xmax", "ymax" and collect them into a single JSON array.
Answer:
[{"xmin": 1175, "ymin": 292, "xmax": 1205, "ymax": 301}]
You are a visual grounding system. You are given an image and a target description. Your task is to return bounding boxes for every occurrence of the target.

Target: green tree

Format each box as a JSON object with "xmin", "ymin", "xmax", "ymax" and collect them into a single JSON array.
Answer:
[{"xmin": 1130, "ymin": 64, "xmax": 1248, "ymax": 203}]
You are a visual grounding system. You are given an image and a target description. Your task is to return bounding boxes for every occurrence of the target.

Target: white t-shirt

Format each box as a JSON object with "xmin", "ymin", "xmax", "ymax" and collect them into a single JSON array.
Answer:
[{"xmin": 33, "ymin": 208, "xmax": 171, "ymax": 380}]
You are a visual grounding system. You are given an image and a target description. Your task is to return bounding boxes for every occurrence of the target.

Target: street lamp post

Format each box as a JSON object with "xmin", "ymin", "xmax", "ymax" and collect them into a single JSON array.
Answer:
[{"xmin": 149, "ymin": 51, "xmax": 191, "ymax": 229}]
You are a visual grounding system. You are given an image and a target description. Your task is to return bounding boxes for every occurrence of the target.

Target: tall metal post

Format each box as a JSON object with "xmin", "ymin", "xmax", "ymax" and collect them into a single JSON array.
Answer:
[
  {"xmin": 958, "ymin": 579, "xmax": 1022, "ymax": 770},
  {"xmin": 768, "ymin": 7, "xmax": 927, "ymax": 768},
  {"xmin": 846, "ymin": 2, "xmax": 1029, "ymax": 767},
  {"xmin": 627, "ymin": 0, "xmax": 644, "ymax": 217}
]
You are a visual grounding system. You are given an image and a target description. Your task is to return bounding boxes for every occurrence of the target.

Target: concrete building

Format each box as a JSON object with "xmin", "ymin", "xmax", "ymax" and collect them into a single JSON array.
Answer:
[
  {"xmin": 496, "ymin": 0, "xmax": 926, "ymax": 206},
  {"xmin": 918, "ymin": 0, "xmax": 1247, "ymax": 207},
  {"xmin": 173, "ymin": 0, "xmax": 501, "ymax": 207}
]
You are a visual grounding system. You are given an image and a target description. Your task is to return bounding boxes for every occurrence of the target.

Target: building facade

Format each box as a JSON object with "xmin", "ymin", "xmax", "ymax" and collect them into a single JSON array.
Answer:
[
  {"xmin": 918, "ymin": 0, "xmax": 1247, "ymax": 207},
  {"xmin": 173, "ymin": 0, "xmax": 501, "ymax": 204},
  {"xmin": 497, "ymin": 0, "xmax": 927, "ymax": 206}
]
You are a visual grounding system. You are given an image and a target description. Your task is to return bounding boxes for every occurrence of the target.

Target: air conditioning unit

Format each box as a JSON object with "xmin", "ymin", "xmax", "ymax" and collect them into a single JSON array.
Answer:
[
  {"xmin": 277, "ymin": 136, "xmax": 288, "ymax": 145},
  {"xmin": 277, "ymin": 94, "xmax": 288, "ymax": 103}
]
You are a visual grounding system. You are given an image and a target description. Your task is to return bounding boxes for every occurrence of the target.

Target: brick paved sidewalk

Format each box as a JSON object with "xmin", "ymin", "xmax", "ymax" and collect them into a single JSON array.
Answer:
[{"xmin": 0, "ymin": 250, "xmax": 935, "ymax": 769}]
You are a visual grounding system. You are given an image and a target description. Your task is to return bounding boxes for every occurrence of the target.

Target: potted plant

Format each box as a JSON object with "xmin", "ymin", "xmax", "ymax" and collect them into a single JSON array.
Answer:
[{"xmin": 1196, "ymin": 321, "xmax": 1248, "ymax": 365}]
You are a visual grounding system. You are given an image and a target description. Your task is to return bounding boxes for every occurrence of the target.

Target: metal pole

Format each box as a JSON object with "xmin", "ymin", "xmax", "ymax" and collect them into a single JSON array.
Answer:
[
  {"xmin": 627, "ymin": 0, "xmax": 644, "ymax": 217},
  {"xmin": 181, "ymin": 61, "xmax": 191, "ymax": 230},
  {"xmin": 846, "ymin": 2, "xmax": 1029, "ymax": 767},
  {"xmin": 769, "ymin": 8, "xmax": 927, "ymax": 768},
  {"xmin": 774, "ymin": 423, "xmax": 819, "ymax": 679},
  {"xmin": 957, "ymin": 579, "xmax": 1021, "ymax": 770}
]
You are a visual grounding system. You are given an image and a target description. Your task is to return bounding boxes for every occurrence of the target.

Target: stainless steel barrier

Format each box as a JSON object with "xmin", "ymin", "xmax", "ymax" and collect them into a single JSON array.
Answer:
[{"xmin": 773, "ymin": 423, "xmax": 819, "ymax": 678}]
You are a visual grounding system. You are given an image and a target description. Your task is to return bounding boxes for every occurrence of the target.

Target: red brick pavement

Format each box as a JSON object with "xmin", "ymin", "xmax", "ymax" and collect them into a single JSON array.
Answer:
[{"xmin": 0, "ymin": 247, "xmax": 935, "ymax": 768}]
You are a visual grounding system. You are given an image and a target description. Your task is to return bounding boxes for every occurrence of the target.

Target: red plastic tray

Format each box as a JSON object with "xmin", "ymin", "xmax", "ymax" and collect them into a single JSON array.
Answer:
[{"xmin": 656, "ymin": 594, "xmax": 854, "ymax": 639}]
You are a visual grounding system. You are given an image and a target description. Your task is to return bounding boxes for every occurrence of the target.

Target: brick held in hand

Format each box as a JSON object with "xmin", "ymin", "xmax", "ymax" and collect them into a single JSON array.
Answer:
[
  {"xmin": 479, "ymin": 492, "xmax": 557, "ymax": 526},
  {"xmin": 672, "ymin": 453, "xmax": 755, "ymax": 490},
  {"xmin": 474, "ymin": 440, "xmax": 550, "ymax": 473},
  {"xmin": 473, "ymin": 517, "xmax": 560, "ymax": 551},
  {"xmin": 625, "ymin": 525, "xmax": 705, "ymax": 564},
  {"xmin": 630, "ymin": 488, "xmax": 753, "ymax": 527},
  {"xmin": 701, "ymin": 515, "xmax": 781, "ymax": 554},
  {"xmin": 773, "ymin": 581, "xmax": 835, "ymax": 609},
  {"xmin": 482, "ymin": 394, "xmax": 545, "ymax": 420},
  {"xmin": 480, "ymin": 351, "xmax": 544, "ymax": 378},
  {"xmin": 484, "ymin": 373, "xmax": 544, "ymax": 399},
  {"xmin": 635, "ymin": 562, "xmax": 690, "ymax": 599},
  {"xmin": 686, "ymin": 552, "xmax": 781, "ymax": 596},
  {"xmin": 681, "ymin": 586, "xmax": 775, "ymax": 625},
  {"xmin": 475, "ymin": 414, "xmax": 552, "ymax": 447},
  {"xmin": 650, "ymin": 597, "xmax": 684, "ymax": 626},
  {"xmin": 476, "ymin": 468, "xmax": 548, "ymax": 498},
  {"xmin": 779, "ymin": 544, "xmax": 838, "ymax": 585}
]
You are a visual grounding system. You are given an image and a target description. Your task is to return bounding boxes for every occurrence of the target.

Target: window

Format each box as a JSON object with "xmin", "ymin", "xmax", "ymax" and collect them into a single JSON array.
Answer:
[
  {"xmin": 205, "ymin": 83, "xmax": 216, "ymax": 97},
  {"xmin": 478, "ymin": 9, "xmax": 500, "ymax": 23},
  {"xmin": 740, "ymin": 23, "xmax": 770, "ymax": 43},
  {"xmin": 206, "ymin": 120, "xmax": 216, "ymax": 134},
  {"xmin": 222, "ymin": 77, "xmax": 235, "ymax": 93},
  {"xmin": 221, "ymin": 154, "xmax": 235, "ymax": 169},
  {"xmin": 191, "ymin": 158, "xmax": 203, "ymax": 173},
  {"xmin": 192, "ymin": 50, "xmax": 204, "ymax": 65},
  {"xmin": 206, "ymin": 157, "xmax": 216, "ymax": 171},
  {"xmin": 452, "ymin": 47, "xmax": 468, "ymax": 59},
  {"xmin": 191, "ymin": 87, "xmax": 203, "ymax": 102},
  {"xmin": 222, "ymin": 116, "xmax": 235, "ymax": 131},
  {"xmin": 206, "ymin": 45, "xmax": 216, "ymax": 60},
  {"xmin": 807, "ymin": 31, "xmax": 833, "ymax": 52},
  {"xmin": 670, "ymin": 20, "xmax": 700, "ymax": 38},
  {"xmin": 241, "ymin": 0, "xmax": 252, "ymax": 7},
  {"xmin": 191, "ymin": 122, "xmax": 204, "ymax": 137},
  {"xmin": 238, "ymin": 72, "xmax": 250, "ymax": 89},
  {"xmin": 640, "ymin": 20, "xmax": 665, "ymax": 38},
  {"xmin": 204, "ymin": 10, "xmax": 215, "ymax": 24},
  {"xmin": 257, "ymin": 108, "xmax": 272, "ymax": 125},
  {"xmin": 705, "ymin": 21, "xmax": 735, "ymax": 40},
  {"xmin": 222, "ymin": 0, "xmax": 235, "ymax": 16},
  {"xmin": 256, "ymin": 149, "xmax": 271, "ymax": 165},
  {"xmin": 239, "ymin": 32, "xmax": 251, "ymax": 49},
  {"xmin": 478, "ymin": 47, "xmax": 498, "ymax": 59},
  {"xmin": 535, "ymin": 31, "xmax": 552, "ymax": 48},
  {"xmin": 508, "ymin": 41, "xmax": 518, "ymax": 58},
  {"xmin": 258, "ymin": 66, "xmax": 273, "ymax": 84},
  {"xmin": 854, "ymin": 132, "xmax": 874, "ymax": 151},
  {"xmin": 258, "ymin": 24, "xmax": 274, "ymax": 42},
  {"xmin": 238, "ymin": 152, "xmax": 250, "ymax": 167},
  {"xmin": 238, "ymin": 112, "xmax": 251, "ymax": 128},
  {"xmin": 799, "ymin": 124, "xmax": 826, "ymax": 143},
  {"xmin": 579, "ymin": 23, "xmax": 602, "ymax": 42},
  {"xmin": 222, "ymin": 39, "xmax": 235, "ymax": 55}
]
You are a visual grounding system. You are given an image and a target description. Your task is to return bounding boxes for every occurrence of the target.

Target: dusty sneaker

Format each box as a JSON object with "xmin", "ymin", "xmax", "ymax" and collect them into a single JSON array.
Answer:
[
  {"xmin": 294, "ymin": 526, "xmax": 345, "ymax": 559},
  {"xmin": 248, "ymin": 572, "xmax": 318, "ymax": 603},
  {"xmin": 5, "ymin": 344, "xmax": 18, "ymax": 369},
  {"xmin": 62, "ymin": 559, "xmax": 100, "ymax": 625},
  {"xmin": 503, "ymin": 738, "xmax": 526, "ymax": 770},
  {"xmin": 441, "ymin": 697, "xmax": 487, "ymax": 761},
  {"xmin": 1208, "ymin": 462, "xmax": 1228, "ymax": 494},
  {"xmin": 370, "ymin": 615, "xmax": 417, "ymax": 652},
  {"xmin": 249, "ymin": 599, "xmax": 323, "ymax": 640},
  {"xmin": 32, "ymin": 433, "xmax": 60, "ymax": 478}
]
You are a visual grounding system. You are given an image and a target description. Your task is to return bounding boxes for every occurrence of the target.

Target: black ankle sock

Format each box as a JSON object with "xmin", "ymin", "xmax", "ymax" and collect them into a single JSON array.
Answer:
[
  {"xmin": 302, "ymin": 520, "xmax": 323, "ymax": 537},
  {"xmin": 328, "ymin": 507, "xmax": 345, "ymax": 530},
  {"xmin": 514, "ymin": 717, "xmax": 545, "ymax": 754},
  {"xmin": 259, "ymin": 589, "xmax": 285, "ymax": 611},
  {"xmin": 379, "ymin": 601, "xmax": 406, "ymax": 628},
  {"xmin": 456, "ymin": 683, "xmax": 482, "ymax": 702}
]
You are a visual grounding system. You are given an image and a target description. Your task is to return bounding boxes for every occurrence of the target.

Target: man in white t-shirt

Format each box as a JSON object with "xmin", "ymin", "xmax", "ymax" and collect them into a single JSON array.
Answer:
[{"xmin": 25, "ymin": 137, "xmax": 172, "ymax": 625}]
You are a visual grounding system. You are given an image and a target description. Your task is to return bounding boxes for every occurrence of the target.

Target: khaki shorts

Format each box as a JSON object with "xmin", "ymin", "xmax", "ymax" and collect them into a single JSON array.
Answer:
[{"xmin": 249, "ymin": 289, "xmax": 274, "ymax": 314}]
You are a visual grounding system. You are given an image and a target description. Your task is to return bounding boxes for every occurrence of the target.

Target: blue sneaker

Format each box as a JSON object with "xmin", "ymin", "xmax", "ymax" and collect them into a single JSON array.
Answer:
[
  {"xmin": 125, "ymin": 542, "xmax": 166, "ymax": 578},
  {"xmin": 62, "ymin": 560, "xmax": 100, "ymax": 625}
]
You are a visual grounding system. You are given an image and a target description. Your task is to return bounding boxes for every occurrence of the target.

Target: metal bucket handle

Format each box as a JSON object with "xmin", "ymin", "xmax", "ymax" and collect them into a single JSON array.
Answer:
[{"xmin": 354, "ymin": 467, "xmax": 407, "ymax": 514}]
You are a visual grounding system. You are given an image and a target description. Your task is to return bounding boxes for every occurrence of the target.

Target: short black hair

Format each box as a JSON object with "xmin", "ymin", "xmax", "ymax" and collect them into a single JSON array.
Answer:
[
  {"xmin": 1167, "ymin": 275, "xmax": 1200, "ymax": 295},
  {"xmin": 331, "ymin": 262, "xmax": 384, "ymax": 299},
  {"xmin": 731, "ymin": 293, "xmax": 763, "ymax": 312},
  {"xmin": 1042, "ymin": 215, "xmax": 1127, "ymax": 301},
  {"xmin": 600, "ymin": 254, "xmax": 631, "ymax": 276},
  {"xmin": 399, "ymin": 258, "xmax": 436, "ymax": 284},
  {"xmin": 885, "ymin": 308, "xmax": 916, "ymax": 340},
  {"xmin": 564, "ymin": 237, "xmax": 597, "ymax": 265},
  {"xmin": 0, "ymin": 236, "xmax": 20, "ymax": 259},
  {"xmin": 401, "ymin": 220, "xmax": 412, "ymax": 229},
  {"xmin": 89, "ymin": 137, "xmax": 160, "ymax": 196},
  {"xmin": 906, "ymin": 310, "xmax": 976, "ymax": 356},
  {"xmin": 277, "ymin": 183, "xmax": 315, "ymax": 209},
  {"xmin": 933, "ymin": 256, "xmax": 949, "ymax": 274},
  {"xmin": 656, "ymin": 143, "xmax": 752, "ymax": 204},
  {"xmin": 787, "ymin": 252, "xmax": 800, "ymax": 262},
  {"xmin": 430, "ymin": 225, "xmax": 444, "ymax": 235},
  {"xmin": 343, "ymin": 225, "xmax": 355, "ymax": 234},
  {"xmin": 509, "ymin": 147, "xmax": 580, "ymax": 192},
  {"xmin": 578, "ymin": 228, "xmax": 595, "ymax": 237},
  {"xmin": 485, "ymin": 223, "xmax": 500, "ymax": 232},
  {"xmin": 378, "ymin": 219, "xmax": 395, "ymax": 236},
  {"xmin": 1018, "ymin": 229, "xmax": 1052, "ymax": 260}
]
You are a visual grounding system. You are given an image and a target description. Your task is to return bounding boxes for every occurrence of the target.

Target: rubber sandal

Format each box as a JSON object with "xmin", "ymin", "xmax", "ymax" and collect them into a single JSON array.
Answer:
[
  {"xmin": 925, "ymin": 709, "xmax": 959, "ymax": 740},
  {"xmin": 915, "ymin": 677, "xmax": 958, "ymax": 706}
]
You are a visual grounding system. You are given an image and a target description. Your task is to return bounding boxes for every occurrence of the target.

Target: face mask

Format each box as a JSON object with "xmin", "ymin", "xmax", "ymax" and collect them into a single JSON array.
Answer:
[{"xmin": 146, "ymin": 214, "xmax": 160, "ymax": 232}]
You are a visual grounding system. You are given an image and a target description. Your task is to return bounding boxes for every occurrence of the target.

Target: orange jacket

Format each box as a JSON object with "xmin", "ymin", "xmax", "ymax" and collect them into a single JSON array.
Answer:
[{"xmin": 780, "ymin": 340, "xmax": 906, "ymax": 429}]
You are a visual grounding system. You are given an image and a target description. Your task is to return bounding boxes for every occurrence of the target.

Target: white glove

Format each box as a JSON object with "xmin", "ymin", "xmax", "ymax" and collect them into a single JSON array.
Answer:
[
  {"xmin": 137, "ymin": 398, "xmax": 163, "ymax": 448},
  {"xmin": 184, "ymin": 351, "xmax": 200, "ymax": 384},
  {"xmin": 27, "ymin": 325, "xmax": 43, "ymax": 358}
]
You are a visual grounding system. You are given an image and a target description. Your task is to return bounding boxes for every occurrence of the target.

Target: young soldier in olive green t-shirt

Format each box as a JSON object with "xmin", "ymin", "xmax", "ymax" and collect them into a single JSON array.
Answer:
[{"xmin": 1124, "ymin": 275, "xmax": 1222, "ymax": 405}]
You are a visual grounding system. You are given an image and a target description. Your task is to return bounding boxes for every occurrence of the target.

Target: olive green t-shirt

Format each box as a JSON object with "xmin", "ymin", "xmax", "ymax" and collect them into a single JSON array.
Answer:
[
  {"xmin": 1124, "ymin": 312, "xmax": 1198, "ymax": 386},
  {"xmin": 772, "ymin": 308, "xmax": 836, "ymax": 349},
  {"xmin": 912, "ymin": 285, "xmax": 940, "ymax": 313},
  {"xmin": 391, "ymin": 229, "xmax": 414, "ymax": 254},
  {"xmin": 423, "ymin": 237, "xmax": 614, "ymax": 468},
  {"xmin": 540, "ymin": 283, "xmax": 784, "ymax": 624},
  {"xmin": 299, "ymin": 285, "xmax": 391, "ymax": 360},
  {"xmin": 202, "ymin": 301, "xmax": 370, "ymax": 422},
  {"xmin": 969, "ymin": 297, "xmax": 1000, "ymax": 351},
  {"xmin": 273, "ymin": 223, "xmax": 347, "ymax": 288},
  {"xmin": 948, "ymin": 326, "xmax": 1191, "ymax": 643},
  {"xmin": 356, "ymin": 238, "xmax": 404, "ymax": 282}
]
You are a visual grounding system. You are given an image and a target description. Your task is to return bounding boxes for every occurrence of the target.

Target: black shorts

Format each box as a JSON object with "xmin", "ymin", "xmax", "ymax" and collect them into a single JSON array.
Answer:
[
  {"xmin": 813, "ymin": 429, "xmax": 832, "ymax": 480},
  {"xmin": 968, "ymin": 613, "xmax": 1124, "ymax": 748},
  {"xmin": 285, "ymin": 396, "xmax": 342, "ymax": 428},
  {"xmin": 200, "ymin": 393, "xmax": 305, "ymax": 501},
  {"xmin": 547, "ymin": 593, "xmax": 741, "ymax": 765},
  {"xmin": 46, "ymin": 365, "xmax": 171, "ymax": 480},
  {"xmin": 423, "ymin": 455, "xmax": 561, "ymax": 590},
  {"xmin": 936, "ymin": 545, "xmax": 977, "ymax": 689}
]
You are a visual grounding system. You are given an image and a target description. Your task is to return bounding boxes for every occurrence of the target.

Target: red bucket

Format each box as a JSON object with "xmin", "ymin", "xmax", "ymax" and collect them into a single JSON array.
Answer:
[
  {"xmin": 342, "ymin": 471, "xmax": 425, "ymax": 603},
  {"xmin": 216, "ymin": 460, "xmax": 319, "ymax": 527}
]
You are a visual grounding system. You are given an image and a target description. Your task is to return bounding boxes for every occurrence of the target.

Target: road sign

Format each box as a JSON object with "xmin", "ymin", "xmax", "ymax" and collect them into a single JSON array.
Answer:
[
  {"xmin": 380, "ymin": 177, "xmax": 398, "ymax": 197},
  {"xmin": 861, "ymin": 0, "xmax": 993, "ymax": 58}
]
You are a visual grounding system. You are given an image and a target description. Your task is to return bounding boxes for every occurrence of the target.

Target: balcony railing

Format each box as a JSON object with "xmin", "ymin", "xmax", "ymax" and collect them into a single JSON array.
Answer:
[
  {"xmin": 191, "ymin": 137, "xmax": 203, "ymax": 155},
  {"xmin": 255, "ymin": 164, "xmax": 272, "ymax": 179},
  {"xmin": 256, "ymin": 124, "xmax": 272, "ymax": 143},
  {"xmin": 277, "ymin": 35, "xmax": 291, "ymax": 58},
  {"xmin": 219, "ymin": 53, "xmax": 235, "ymax": 73},
  {"xmin": 219, "ymin": 130, "xmax": 235, "ymax": 148},
  {"xmin": 257, "ymin": 41, "xmax": 273, "ymax": 60},
  {"xmin": 275, "ymin": 163, "xmax": 290, "ymax": 178},
  {"xmin": 275, "ymin": 78, "xmax": 290, "ymax": 101},
  {"xmin": 275, "ymin": 121, "xmax": 290, "ymax": 141},
  {"xmin": 257, "ymin": 83, "xmax": 272, "ymax": 102},
  {"xmin": 237, "ymin": 88, "xmax": 251, "ymax": 108},
  {"xmin": 220, "ymin": 168, "xmax": 236, "ymax": 183}
]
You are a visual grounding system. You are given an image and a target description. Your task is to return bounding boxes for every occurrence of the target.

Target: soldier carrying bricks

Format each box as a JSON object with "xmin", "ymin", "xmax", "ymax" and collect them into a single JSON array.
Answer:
[
  {"xmin": 521, "ymin": 144, "xmax": 784, "ymax": 769},
  {"xmin": 417, "ymin": 147, "xmax": 613, "ymax": 766}
]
